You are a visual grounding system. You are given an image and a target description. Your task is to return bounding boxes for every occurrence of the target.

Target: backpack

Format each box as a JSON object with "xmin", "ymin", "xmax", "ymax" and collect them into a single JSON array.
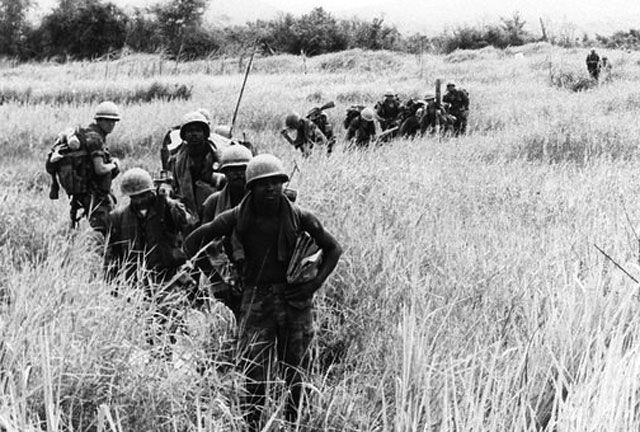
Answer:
[
  {"xmin": 45, "ymin": 127, "xmax": 90, "ymax": 199},
  {"xmin": 344, "ymin": 105, "xmax": 364, "ymax": 129}
]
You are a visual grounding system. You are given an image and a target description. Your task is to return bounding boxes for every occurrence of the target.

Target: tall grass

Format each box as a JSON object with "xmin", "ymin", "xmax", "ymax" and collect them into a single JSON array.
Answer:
[{"xmin": 4, "ymin": 43, "xmax": 640, "ymax": 430}]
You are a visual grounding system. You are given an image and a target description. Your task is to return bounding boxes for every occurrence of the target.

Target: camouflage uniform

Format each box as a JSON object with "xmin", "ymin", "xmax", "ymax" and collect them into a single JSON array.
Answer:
[
  {"xmin": 187, "ymin": 196, "xmax": 318, "ymax": 428},
  {"xmin": 75, "ymin": 123, "xmax": 117, "ymax": 234}
]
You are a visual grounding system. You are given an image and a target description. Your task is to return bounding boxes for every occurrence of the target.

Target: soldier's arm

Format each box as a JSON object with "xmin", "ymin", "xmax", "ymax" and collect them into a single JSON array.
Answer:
[
  {"xmin": 201, "ymin": 193, "xmax": 220, "ymax": 224},
  {"xmin": 346, "ymin": 119, "xmax": 357, "ymax": 140},
  {"xmin": 86, "ymin": 132, "xmax": 118, "ymax": 176},
  {"xmin": 292, "ymin": 209, "xmax": 342, "ymax": 294},
  {"xmin": 184, "ymin": 209, "xmax": 236, "ymax": 273},
  {"xmin": 166, "ymin": 196, "xmax": 196, "ymax": 232}
]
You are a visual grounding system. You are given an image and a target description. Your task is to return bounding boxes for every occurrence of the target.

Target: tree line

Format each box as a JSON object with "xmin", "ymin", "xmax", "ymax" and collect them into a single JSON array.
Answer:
[{"xmin": 1, "ymin": 0, "xmax": 604, "ymax": 62}]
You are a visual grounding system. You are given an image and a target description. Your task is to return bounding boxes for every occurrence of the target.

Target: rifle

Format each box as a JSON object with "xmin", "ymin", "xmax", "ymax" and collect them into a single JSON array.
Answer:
[
  {"xmin": 594, "ymin": 243, "xmax": 639, "ymax": 284},
  {"xmin": 435, "ymin": 78, "xmax": 442, "ymax": 135},
  {"xmin": 375, "ymin": 126, "xmax": 399, "ymax": 145},
  {"xmin": 306, "ymin": 101, "xmax": 335, "ymax": 119},
  {"xmin": 229, "ymin": 46, "xmax": 257, "ymax": 138}
]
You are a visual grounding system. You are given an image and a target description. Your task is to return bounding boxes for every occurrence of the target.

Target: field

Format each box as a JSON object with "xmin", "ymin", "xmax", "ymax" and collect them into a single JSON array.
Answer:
[{"xmin": 4, "ymin": 43, "xmax": 640, "ymax": 431}]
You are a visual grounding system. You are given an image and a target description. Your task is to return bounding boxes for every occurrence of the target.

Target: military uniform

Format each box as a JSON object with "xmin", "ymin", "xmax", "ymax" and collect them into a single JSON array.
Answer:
[
  {"xmin": 105, "ymin": 192, "xmax": 195, "ymax": 351},
  {"xmin": 171, "ymin": 144, "xmax": 221, "ymax": 222},
  {"xmin": 292, "ymin": 118, "xmax": 327, "ymax": 155},
  {"xmin": 443, "ymin": 88, "xmax": 470, "ymax": 135},
  {"xmin": 75, "ymin": 122, "xmax": 117, "ymax": 234},
  {"xmin": 346, "ymin": 116, "xmax": 376, "ymax": 148},
  {"xmin": 374, "ymin": 97, "xmax": 402, "ymax": 131},
  {"xmin": 586, "ymin": 51, "xmax": 600, "ymax": 80}
]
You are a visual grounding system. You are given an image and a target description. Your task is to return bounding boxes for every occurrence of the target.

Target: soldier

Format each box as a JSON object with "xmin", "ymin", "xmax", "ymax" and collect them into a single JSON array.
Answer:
[
  {"xmin": 171, "ymin": 111, "xmax": 225, "ymax": 223},
  {"xmin": 601, "ymin": 56, "xmax": 613, "ymax": 82},
  {"xmin": 374, "ymin": 88, "xmax": 402, "ymax": 131},
  {"xmin": 306, "ymin": 106, "xmax": 336, "ymax": 154},
  {"xmin": 442, "ymin": 83, "xmax": 470, "ymax": 136},
  {"xmin": 105, "ymin": 168, "xmax": 196, "ymax": 354},
  {"xmin": 346, "ymin": 107, "xmax": 377, "ymax": 148},
  {"xmin": 73, "ymin": 101, "xmax": 121, "ymax": 235},
  {"xmin": 201, "ymin": 145, "xmax": 254, "ymax": 318},
  {"xmin": 184, "ymin": 154, "xmax": 342, "ymax": 429},
  {"xmin": 586, "ymin": 49, "xmax": 601, "ymax": 80},
  {"xmin": 161, "ymin": 107, "xmax": 212, "ymax": 171},
  {"xmin": 281, "ymin": 112, "xmax": 327, "ymax": 157}
]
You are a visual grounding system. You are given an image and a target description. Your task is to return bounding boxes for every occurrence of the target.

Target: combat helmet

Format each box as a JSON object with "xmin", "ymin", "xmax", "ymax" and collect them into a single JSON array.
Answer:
[
  {"xmin": 384, "ymin": 88, "xmax": 395, "ymax": 97},
  {"xmin": 285, "ymin": 112, "xmax": 302, "ymax": 129},
  {"xmin": 361, "ymin": 107, "xmax": 375, "ymax": 122},
  {"xmin": 220, "ymin": 145, "xmax": 253, "ymax": 171},
  {"xmin": 94, "ymin": 101, "xmax": 120, "ymax": 121},
  {"xmin": 120, "ymin": 168, "xmax": 155, "ymax": 197},
  {"xmin": 180, "ymin": 111, "xmax": 211, "ymax": 140},
  {"xmin": 245, "ymin": 154, "xmax": 289, "ymax": 188}
]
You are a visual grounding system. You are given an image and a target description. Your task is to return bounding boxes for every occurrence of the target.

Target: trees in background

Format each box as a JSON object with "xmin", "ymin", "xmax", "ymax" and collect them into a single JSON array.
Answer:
[{"xmin": 0, "ymin": 1, "xmax": 553, "ymax": 61}]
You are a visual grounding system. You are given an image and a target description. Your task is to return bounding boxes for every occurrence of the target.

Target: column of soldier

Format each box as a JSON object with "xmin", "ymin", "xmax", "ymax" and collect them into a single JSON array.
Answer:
[
  {"xmin": 281, "ymin": 82, "xmax": 470, "ymax": 156},
  {"xmin": 45, "ymin": 102, "xmax": 343, "ymax": 430},
  {"xmin": 44, "ymin": 84, "xmax": 467, "ymax": 428}
]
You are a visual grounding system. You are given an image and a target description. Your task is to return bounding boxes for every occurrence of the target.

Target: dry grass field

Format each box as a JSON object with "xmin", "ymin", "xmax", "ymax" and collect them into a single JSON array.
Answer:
[{"xmin": 4, "ymin": 42, "xmax": 640, "ymax": 431}]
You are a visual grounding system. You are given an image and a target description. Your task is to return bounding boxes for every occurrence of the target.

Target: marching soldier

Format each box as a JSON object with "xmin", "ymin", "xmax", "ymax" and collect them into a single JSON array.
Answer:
[
  {"xmin": 346, "ymin": 107, "xmax": 377, "ymax": 148},
  {"xmin": 281, "ymin": 112, "xmax": 327, "ymax": 157},
  {"xmin": 105, "ymin": 168, "xmax": 196, "ymax": 355},
  {"xmin": 443, "ymin": 83, "xmax": 470, "ymax": 135},
  {"xmin": 201, "ymin": 145, "xmax": 254, "ymax": 318},
  {"xmin": 184, "ymin": 154, "xmax": 342, "ymax": 429},
  {"xmin": 374, "ymin": 88, "xmax": 402, "ymax": 131},
  {"xmin": 68, "ymin": 101, "xmax": 121, "ymax": 234},
  {"xmin": 586, "ymin": 49, "xmax": 601, "ymax": 80},
  {"xmin": 171, "ymin": 111, "xmax": 225, "ymax": 223}
]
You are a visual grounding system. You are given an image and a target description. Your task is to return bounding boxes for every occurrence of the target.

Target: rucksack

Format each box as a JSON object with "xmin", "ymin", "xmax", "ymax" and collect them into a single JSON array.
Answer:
[
  {"xmin": 45, "ymin": 127, "xmax": 90, "ymax": 199},
  {"xmin": 344, "ymin": 105, "xmax": 364, "ymax": 129}
]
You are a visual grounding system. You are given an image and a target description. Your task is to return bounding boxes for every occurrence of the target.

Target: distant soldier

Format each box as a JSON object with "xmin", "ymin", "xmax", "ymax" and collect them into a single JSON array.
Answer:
[
  {"xmin": 46, "ymin": 101, "xmax": 121, "ymax": 234},
  {"xmin": 398, "ymin": 97, "xmax": 426, "ymax": 138},
  {"xmin": 105, "ymin": 168, "xmax": 196, "ymax": 354},
  {"xmin": 443, "ymin": 83, "xmax": 470, "ymax": 135},
  {"xmin": 184, "ymin": 154, "xmax": 342, "ymax": 429},
  {"xmin": 171, "ymin": 111, "xmax": 225, "ymax": 223},
  {"xmin": 374, "ymin": 88, "xmax": 402, "ymax": 131},
  {"xmin": 346, "ymin": 107, "xmax": 377, "ymax": 148},
  {"xmin": 281, "ymin": 112, "xmax": 327, "ymax": 157},
  {"xmin": 201, "ymin": 145, "xmax": 254, "ymax": 318},
  {"xmin": 601, "ymin": 56, "xmax": 613, "ymax": 82},
  {"xmin": 306, "ymin": 104, "xmax": 336, "ymax": 154},
  {"xmin": 586, "ymin": 49, "xmax": 601, "ymax": 80}
]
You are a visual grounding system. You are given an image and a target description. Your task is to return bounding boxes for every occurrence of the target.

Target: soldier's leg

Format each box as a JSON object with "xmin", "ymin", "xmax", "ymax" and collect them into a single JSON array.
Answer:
[
  {"xmin": 278, "ymin": 306, "xmax": 313, "ymax": 424},
  {"xmin": 237, "ymin": 289, "xmax": 276, "ymax": 430}
]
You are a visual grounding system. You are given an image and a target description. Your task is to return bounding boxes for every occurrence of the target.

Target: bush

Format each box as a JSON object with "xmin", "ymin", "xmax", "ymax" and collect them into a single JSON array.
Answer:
[{"xmin": 549, "ymin": 68, "xmax": 597, "ymax": 92}]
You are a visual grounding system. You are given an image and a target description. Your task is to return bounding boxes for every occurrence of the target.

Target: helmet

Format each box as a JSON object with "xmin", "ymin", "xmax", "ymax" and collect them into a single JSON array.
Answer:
[
  {"xmin": 424, "ymin": 94, "xmax": 435, "ymax": 100},
  {"xmin": 213, "ymin": 124, "xmax": 232, "ymax": 138},
  {"xmin": 446, "ymin": 82, "xmax": 456, "ymax": 88},
  {"xmin": 285, "ymin": 112, "xmax": 301, "ymax": 129},
  {"xmin": 245, "ymin": 154, "xmax": 289, "ymax": 188},
  {"xmin": 180, "ymin": 111, "xmax": 210, "ymax": 140},
  {"xmin": 94, "ymin": 101, "xmax": 120, "ymax": 121},
  {"xmin": 197, "ymin": 108, "xmax": 212, "ymax": 124},
  {"xmin": 120, "ymin": 168, "xmax": 154, "ymax": 197},
  {"xmin": 361, "ymin": 107, "xmax": 375, "ymax": 122},
  {"xmin": 220, "ymin": 145, "xmax": 253, "ymax": 170},
  {"xmin": 384, "ymin": 88, "xmax": 395, "ymax": 97}
]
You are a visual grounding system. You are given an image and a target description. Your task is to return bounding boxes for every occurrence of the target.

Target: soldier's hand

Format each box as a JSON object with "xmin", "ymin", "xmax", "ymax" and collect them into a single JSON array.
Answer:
[
  {"xmin": 111, "ymin": 158, "xmax": 121, "ymax": 178},
  {"xmin": 285, "ymin": 280, "xmax": 320, "ymax": 302}
]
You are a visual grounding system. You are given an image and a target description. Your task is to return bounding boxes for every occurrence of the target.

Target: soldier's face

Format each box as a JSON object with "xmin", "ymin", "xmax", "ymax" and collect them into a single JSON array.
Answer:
[
  {"xmin": 223, "ymin": 166, "xmax": 246, "ymax": 188},
  {"xmin": 97, "ymin": 119, "xmax": 117, "ymax": 134},
  {"xmin": 130, "ymin": 191, "xmax": 156, "ymax": 214},
  {"xmin": 184, "ymin": 124, "xmax": 206, "ymax": 143},
  {"xmin": 252, "ymin": 177, "xmax": 284, "ymax": 210}
]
